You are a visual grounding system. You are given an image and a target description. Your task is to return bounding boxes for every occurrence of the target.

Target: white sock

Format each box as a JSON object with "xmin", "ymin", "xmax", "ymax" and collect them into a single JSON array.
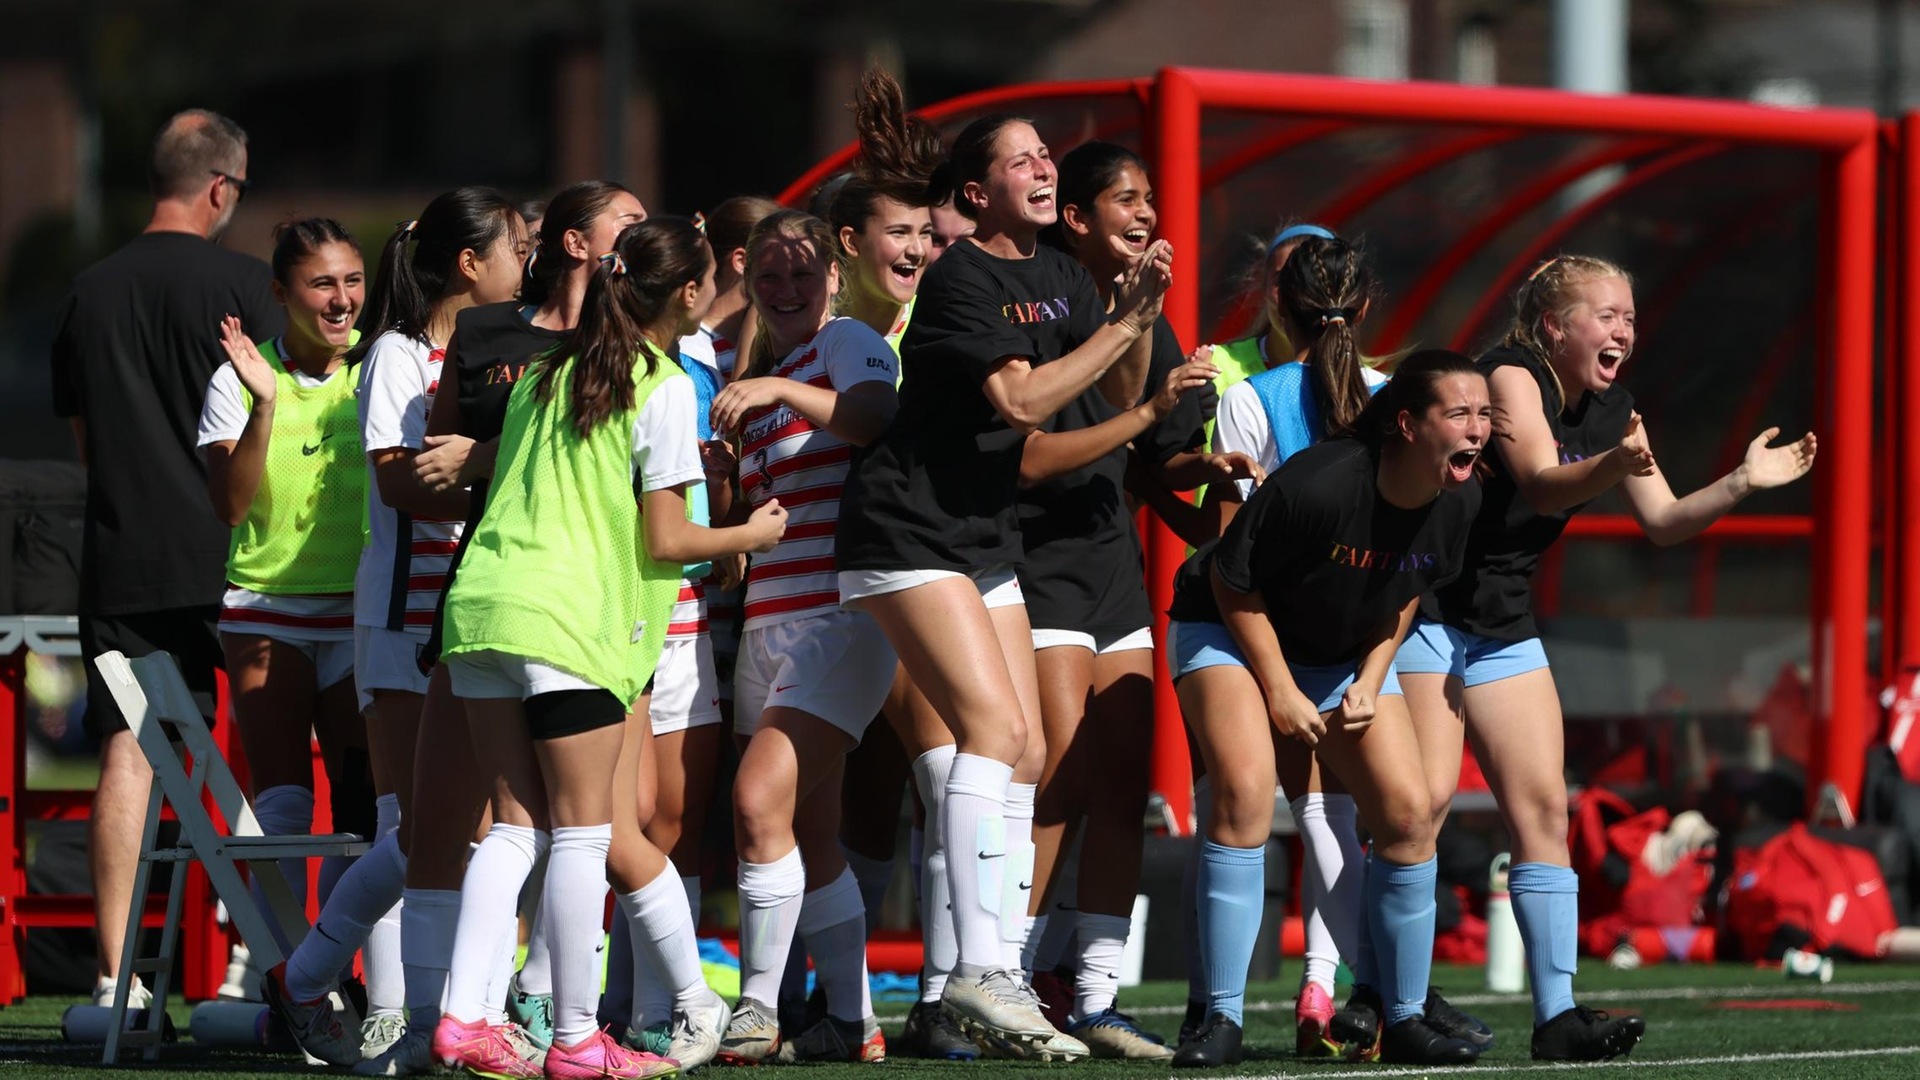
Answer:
[
  {"xmin": 622, "ymin": 861, "xmax": 708, "ymax": 1015},
  {"xmin": 400, "ymin": 888, "xmax": 459, "ymax": 1029},
  {"xmin": 600, "ymin": 909, "xmax": 636, "ymax": 1031},
  {"xmin": 443, "ymin": 823, "xmax": 546, "ymax": 1024},
  {"xmin": 912, "ymin": 746, "xmax": 957, "ymax": 1001},
  {"xmin": 841, "ymin": 847, "xmax": 894, "ymax": 934},
  {"xmin": 286, "ymin": 830, "xmax": 406, "ymax": 1002},
  {"xmin": 1072, "ymin": 912, "xmax": 1131, "ymax": 1022},
  {"xmin": 1293, "ymin": 793, "xmax": 1364, "ymax": 995},
  {"xmin": 999, "ymin": 780, "xmax": 1037, "ymax": 972},
  {"xmin": 736, "ymin": 848, "xmax": 806, "ymax": 1007},
  {"xmin": 317, "ymin": 855, "xmax": 352, "ymax": 909},
  {"xmin": 944, "ymin": 753, "xmax": 1012, "ymax": 973},
  {"xmin": 548, "ymin": 825, "xmax": 614, "ymax": 1045},
  {"xmin": 908, "ymin": 826, "xmax": 925, "ymax": 904},
  {"xmin": 798, "ymin": 867, "xmax": 871, "ymax": 1022},
  {"xmin": 362, "ymin": 793, "xmax": 406, "ymax": 1013},
  {"xmin": 1020, "ymin": 913, "xmax": 1050, "ymax": 975},
  {"xmin": 515, "ymin": 865, "xmax": 553, "ymax": 998},
  {"xmin": 619, "ymin": 873, "xmax": 700, "ymax": 1028},
  {"xmin": 250, "ymin": 784, "xmax": 314, "ymax": 956}
]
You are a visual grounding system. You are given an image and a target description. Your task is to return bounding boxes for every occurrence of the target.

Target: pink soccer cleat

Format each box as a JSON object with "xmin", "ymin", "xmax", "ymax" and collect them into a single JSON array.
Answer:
[
  {"xmin": 433, "ymin": 1014, "xmax": 544, "ymax": 1079},
  {"xmin": 543, "ymin": 1028, "xmax": 679, "ymax": 1080}
]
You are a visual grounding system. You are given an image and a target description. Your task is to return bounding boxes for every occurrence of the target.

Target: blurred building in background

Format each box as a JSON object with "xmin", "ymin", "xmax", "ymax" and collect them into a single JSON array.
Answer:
[{"xmin": 0, "ymin": 0, "xmax": 1911, "ymax": 458}]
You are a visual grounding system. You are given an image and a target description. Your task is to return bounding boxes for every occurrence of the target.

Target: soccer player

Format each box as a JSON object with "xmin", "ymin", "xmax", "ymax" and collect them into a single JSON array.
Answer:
[
  {"xmin": 199, "ymin": 218, "xmax": 371, "ymax": 980},
  {"xmin": 1388, "ymin": 256, "xmax": 1814, "ymax": 1061},
  {"xmin": 1168, "ymin": 349, "xmax": 1491, "ymax": 1068},
  {"xmin": 436, "ymin": 217, "xmax": 783, "ymax": 1078},
  {"xmin": 835, "ymin": 110, "xmax": 1169, "ymax": 1059}
]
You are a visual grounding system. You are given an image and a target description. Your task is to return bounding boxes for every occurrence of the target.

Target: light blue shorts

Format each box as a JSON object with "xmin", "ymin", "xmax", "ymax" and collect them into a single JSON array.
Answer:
[
  {"xmin": 1393, "ymin": 616, "xmax": 1550, "ymax": 687},
  {"xmin": 1166, "ymin": 619, "xmax": 1402, "ymax": 712}
]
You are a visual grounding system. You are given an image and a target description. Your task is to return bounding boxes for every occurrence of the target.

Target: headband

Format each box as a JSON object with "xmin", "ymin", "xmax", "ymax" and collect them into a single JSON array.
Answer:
[{"xmin": 1267, "ymin": 223, "xmax": 1335, "ymax": 254}]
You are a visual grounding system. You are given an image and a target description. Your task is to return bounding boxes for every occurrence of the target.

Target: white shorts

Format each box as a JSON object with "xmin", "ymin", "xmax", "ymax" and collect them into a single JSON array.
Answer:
[
  {"xmin": 837, "ymin": 564, "xmax": 1024, "ymax": 610},
  {"xmin": 650, "ymin": 633, "xmax": 723, "ymax": 737},
  {"xmin": 445, "ymin": 649, "xmax": 600, "ymax": 701},
  {"xmin": 1030, "ymin": 626, "xmax": 1154, "ymax": 654},
  {"xmin": 734, "ymin": 610, "xmax": 897, "ymax": 739},
  {"xmin": 219, "ymin": 588, "xmax": 355, "ymax": 688},
  {"xmin": 353, "ymin": 625, "xmax": 430, "ymax": 710}
]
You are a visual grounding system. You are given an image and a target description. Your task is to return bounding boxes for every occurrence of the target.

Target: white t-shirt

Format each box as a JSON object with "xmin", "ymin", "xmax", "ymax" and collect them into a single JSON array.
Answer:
[
  {"xmin": 736, "ymin": 317, "xmax": 898, "ymax": 629},
  {"xmin": 1215, "ymin": 361, "xmax": 1388, "ymax": 500},
  {"xmin": 353, "ymin": 332, "xmax": 462, "ymax": 632},
  {"xmin": 630, "ymin": 373, "xmax": 705, "ymax": 493},
  {"xmin": 195, "ymin": 348, "xmax": 338, "ymax": 447}
]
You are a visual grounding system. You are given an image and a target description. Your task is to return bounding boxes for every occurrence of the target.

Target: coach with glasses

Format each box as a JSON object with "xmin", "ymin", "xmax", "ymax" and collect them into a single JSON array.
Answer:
[{"xmin": 50, "ymin": 107, "xmax": 282, "ymax": 1008}]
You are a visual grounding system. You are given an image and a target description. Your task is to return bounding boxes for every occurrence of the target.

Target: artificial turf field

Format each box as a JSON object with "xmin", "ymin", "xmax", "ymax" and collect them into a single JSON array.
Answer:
[{"xmin": 5, "ymin": 962, "xmax": 1919, "ymax": 1078}]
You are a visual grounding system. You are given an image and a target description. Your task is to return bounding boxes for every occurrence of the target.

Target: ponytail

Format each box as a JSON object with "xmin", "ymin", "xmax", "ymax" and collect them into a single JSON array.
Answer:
[
  {"xmin": 1279, "ymin": 236, "xmax": 1375, "ymax": 439},
  {"xmin": 532, "ymin": 216, "xmax": 711, "ymax": 438},
  {"xmin": 348, "ymin": 186, "xmax": 517, "ymax": 365}
]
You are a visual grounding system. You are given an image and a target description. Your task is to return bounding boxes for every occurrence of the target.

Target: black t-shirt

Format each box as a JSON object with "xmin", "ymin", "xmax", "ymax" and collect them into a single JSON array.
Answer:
[
  {"xmin": 421, "ymin": 302, "xmax": 565, "ymax": 667},
  {"xmin": 1168, "ymin": 439, "xmax": 1481, "ymax": 667},
  {"xmin": 838, "ymin": 239, "xmax": 1104, "ymax": 573},
  {"xmin": 1421, "ymin": 344, "xmax": 1636, "ymax": 642},
  {"xmin": 50, "ymin": 231, "xmax": 283, "ymax": 615},
  {"xmin": 1018, "ymin": 315, "xmax": 1207, "ymax": 634}
]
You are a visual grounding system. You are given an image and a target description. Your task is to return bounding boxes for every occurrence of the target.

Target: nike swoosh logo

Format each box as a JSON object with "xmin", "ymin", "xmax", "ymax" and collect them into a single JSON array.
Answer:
[
  {"xmin": 1018, "ymin": 881, "xmax": 1032, "ymax": 890},
  {"xmin": 774, "ymin": 683, "xmax": 798, "ymax": 693},
  {"xmin": 978, "ymin": 851, "xmax": 1004, "ymax": 860},
  {"xmin": 301, "ymin": 432, "xmax": 334, "ymax": 456}
]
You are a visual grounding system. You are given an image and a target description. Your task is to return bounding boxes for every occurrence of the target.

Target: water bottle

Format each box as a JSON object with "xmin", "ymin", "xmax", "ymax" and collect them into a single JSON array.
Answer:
[{"xmin": 1486, "ymin": 852, "xmax": 1526, "ymax": 993}]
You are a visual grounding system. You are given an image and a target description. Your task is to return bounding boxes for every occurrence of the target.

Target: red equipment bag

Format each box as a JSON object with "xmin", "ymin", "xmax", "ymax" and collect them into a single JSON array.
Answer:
[{"xmin": 1723, "ymin": 823, "xmax": 1897, "ymax": 959}]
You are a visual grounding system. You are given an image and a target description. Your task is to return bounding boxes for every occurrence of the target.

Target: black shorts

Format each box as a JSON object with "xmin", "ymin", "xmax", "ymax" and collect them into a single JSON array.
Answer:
[{"xmin": 80, "ymin": 605, "xmax": 222, "ymax": 738}]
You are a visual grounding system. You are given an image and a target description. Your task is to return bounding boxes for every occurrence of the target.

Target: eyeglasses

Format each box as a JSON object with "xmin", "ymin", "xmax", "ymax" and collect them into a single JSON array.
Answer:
[{"xmin": 211, "ymin": 170, "xmax": 252, "ymax": 201}]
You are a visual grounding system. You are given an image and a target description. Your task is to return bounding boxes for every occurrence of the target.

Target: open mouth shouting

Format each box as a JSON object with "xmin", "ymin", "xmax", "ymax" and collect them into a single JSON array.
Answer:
[
  {"xmin": 1445, "ymin": 446, "xmax": 1481, "ymax": 485},
  {"xmin": 1596, "ymin": 346, "xmax": 1627, "ymax": 383}
]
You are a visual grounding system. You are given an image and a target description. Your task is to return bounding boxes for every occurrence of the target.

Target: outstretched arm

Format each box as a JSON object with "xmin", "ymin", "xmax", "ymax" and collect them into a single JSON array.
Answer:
[{"xmin": 1619, "ymin": 423, "xmax": 1817, "ymax": 546}]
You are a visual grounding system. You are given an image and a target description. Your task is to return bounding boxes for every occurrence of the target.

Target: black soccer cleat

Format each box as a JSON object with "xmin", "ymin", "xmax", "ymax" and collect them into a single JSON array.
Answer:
[
  {"xmin": 1171, "ymin": 1012, "xmax": 1243, "ymax": 1068},
  {"xmin": 900, "ymin": 999, "xmax": 979, "ymax": 1061},
  {"xmin": 1424, "ymin": 987, "xmax": 1495, "ymax": 1049},
  {"xmin": 1531, "ymin": 1004, "xmax": 1647, "ymax": 1061},
  {"xmin": 1178, "ymin": 998, "xmax": 1208, "ymax": 1047},
  {"xmin": 1380, "ymin": 1016, "xmax": 1483, "ymax": 1065},
  {"xmin": 1330, "ymin": 985, "xmax": 1382, "ymax": 1060}
]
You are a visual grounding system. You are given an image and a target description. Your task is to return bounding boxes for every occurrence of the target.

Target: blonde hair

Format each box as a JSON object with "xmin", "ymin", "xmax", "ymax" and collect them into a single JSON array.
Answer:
[
  {"xmin": 1501, "ymin": 255, "xmax": 1632, "ymax": 413},
  {"xmin": 740, "ymin": 209, "xmax": 847, "ymax": 380}
]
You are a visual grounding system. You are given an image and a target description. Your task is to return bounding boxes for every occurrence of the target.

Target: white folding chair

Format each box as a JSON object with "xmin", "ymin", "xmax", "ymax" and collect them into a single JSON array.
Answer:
[{"xmin": 92, "ymin": 649, "xmax": 369, "ymax": 1063}]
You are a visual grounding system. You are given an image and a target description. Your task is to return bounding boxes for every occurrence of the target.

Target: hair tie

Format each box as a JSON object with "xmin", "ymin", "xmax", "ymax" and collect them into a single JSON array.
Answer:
[
  {"xmin": 691, "ymin": 211, "xmax": 708, "ymax": 236},
  {"xmin": 1267, "ymin": 223, "xmax": 1335, "ymax": 255},
  {"xmin": 1527, "ymin": 256, "xmax": 1560, "ymax": 282},
  {"xmin": 524, "ymin": 244, "xmax": 540, "ymax": 275},
  {"xmin": 1319, "ymin": 308, "xmax": 1350, "ymax": 327},
  {"xmin": 396, "ymin": 219, "xmax": 419, "ymax": 236},
  {"xmin": 599, "ymin": 251, "xmax": 627, "ymax": 277}
]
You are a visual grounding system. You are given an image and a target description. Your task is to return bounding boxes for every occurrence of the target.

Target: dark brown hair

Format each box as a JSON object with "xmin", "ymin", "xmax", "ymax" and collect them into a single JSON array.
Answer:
[
  {"xmin": 532, "ymin": 216, "xmax": 712, "ymax": 438},
  {"xmin": 1278, "ymin": 236, "xmax": 1377, "ymax": 440}
]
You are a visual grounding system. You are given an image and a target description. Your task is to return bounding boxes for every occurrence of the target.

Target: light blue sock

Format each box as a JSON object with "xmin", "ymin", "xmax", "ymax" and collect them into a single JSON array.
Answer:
[
  {"xmin": 1508, "ymin": 862, "xmax": 1579, "ymax": 1025},
  {"xmin": 1364, "ymin": 854, "xmax": 1437, "ymax": 1027},
  {"xmin": 1348, "ymin": 855, "xmax": 1378, "ymax": 991},
  {"xmin": 1196, "ymin": 840, "xmax": 1265, "ymax": 1025}
]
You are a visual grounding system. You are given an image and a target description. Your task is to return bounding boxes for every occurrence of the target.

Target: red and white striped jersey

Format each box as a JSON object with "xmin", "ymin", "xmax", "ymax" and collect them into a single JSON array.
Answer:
[
  {"xmin": 738, "ymin": 317, "xmax": 897, "ymax": 629},
  {"xmin": 354, "ymin": 331, "xmax": 463, "ymax": 633}
]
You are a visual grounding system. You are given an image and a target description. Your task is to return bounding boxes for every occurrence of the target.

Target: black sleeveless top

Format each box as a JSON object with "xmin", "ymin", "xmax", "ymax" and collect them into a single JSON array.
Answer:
[{"xmin": 1419, "ymin": 344, "xmax": 1635, "ymax": 642}]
